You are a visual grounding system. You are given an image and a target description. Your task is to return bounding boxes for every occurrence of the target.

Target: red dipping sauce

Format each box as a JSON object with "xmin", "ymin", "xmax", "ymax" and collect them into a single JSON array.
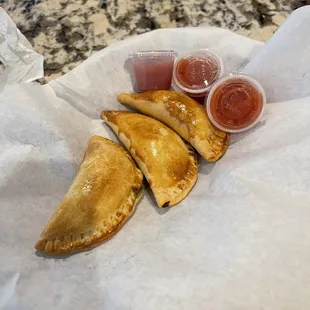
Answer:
[
  {"xmin": 130, "ymin": 50, "xmax": 177, "ymax": 92},
  {"xmin": 173, "ymin": 49, "xmax": 224, "ymax": 102},
  {"xmin": 206, "ymin": 75, "xmax": 266, "ymax": 133},
  {"xmin": 176, "ymin": 57, "xmax": 219, "ymax": 89}
]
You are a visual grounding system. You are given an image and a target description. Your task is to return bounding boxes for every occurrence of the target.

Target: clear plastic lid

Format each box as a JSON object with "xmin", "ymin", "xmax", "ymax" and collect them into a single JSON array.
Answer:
[
  {"xmin": 206, "ymin": 74, "xmax": 266, "ymax": 133},
  {"xmin": 129, "ymin": 50, "xmax": 178, "ymax": 59},
  {"xmin": 173, "ymin": 49, "xmax": 224, "ymax": 94}
]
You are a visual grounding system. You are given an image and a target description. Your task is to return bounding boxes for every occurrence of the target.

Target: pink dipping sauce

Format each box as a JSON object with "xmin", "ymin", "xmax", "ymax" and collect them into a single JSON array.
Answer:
[{"xmin": 130, "ymin": 50, "xmax": 177, "ymax": 92}]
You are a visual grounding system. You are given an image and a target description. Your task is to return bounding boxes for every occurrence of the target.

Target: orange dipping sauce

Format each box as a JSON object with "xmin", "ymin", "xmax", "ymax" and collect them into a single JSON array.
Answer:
[{"xmin": 206, "ymin": 75, "xmax": 265, "ymax": 133}]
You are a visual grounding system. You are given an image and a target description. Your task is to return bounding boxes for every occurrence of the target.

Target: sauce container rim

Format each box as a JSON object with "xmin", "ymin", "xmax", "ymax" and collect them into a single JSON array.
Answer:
[
  {"xmin": 173, "ymin": 49, "xmax": 224, "ymax": 94},
  {"xmin": 206, "ymin": 73, "xmax": 266, "ymax": 133},
  {"xmin": 129, "ymin": 50, "xmax": 178, "ymax": 59}
]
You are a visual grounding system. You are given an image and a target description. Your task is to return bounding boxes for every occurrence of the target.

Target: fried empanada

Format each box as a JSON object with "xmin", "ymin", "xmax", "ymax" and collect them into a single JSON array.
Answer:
[
  {"xmin": 35, "ymin": 136, "xmax": 143, "ymax": 255},
  {"xmin": 101, "ymin": 111, "xmax": 198, "ymax": 208},
  {"xmin": 117, "ymin": 90, "xmax": 229, "ymax": 162}
]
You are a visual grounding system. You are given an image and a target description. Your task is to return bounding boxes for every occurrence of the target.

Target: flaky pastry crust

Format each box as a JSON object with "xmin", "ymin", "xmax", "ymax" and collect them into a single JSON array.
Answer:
[
  {"xmin": 118, "ymin": 90, "xmax": 229, "ymax": 162},
  {"xmin": 101, "ymin": 111, "xmax": 198, "ymax": 208},
  {"xmin": 35, "ymin": 136, "xmax": 143, "ymax": 255}
]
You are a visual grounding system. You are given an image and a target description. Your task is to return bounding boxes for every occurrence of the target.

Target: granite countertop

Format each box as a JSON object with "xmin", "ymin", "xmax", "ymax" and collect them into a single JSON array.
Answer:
[{"xmin": 1, "ymin": 0, "xmax": 304, "ymax": 83}]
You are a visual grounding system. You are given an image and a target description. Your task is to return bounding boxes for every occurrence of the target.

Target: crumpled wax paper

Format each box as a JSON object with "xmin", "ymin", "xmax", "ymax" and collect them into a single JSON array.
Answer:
[
  {"xmin": 243, "ymin": 6, "xmax": 310, "ymax": 103},
  {"xmin": 1, "ymin": 6, "xmax": 310, "ymax": 310},
  {"xmin": 0, "ymin": 8, "xmax": 44, "ymax": 91}
]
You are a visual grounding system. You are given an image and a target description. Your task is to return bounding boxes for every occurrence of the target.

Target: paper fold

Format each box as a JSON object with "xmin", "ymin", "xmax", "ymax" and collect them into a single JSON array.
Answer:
[{"xmin": 0, "ymin": 8, "xmax": 44, "ymax": 90}]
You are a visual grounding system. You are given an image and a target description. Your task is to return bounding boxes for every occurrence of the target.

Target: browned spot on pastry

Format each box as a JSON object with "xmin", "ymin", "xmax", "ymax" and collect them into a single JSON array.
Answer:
[
  {"xmin": 131, "ymin": 186, "xmax": 140, "ymax": 194},
  {"xmin": 162, "ymin": 201, "xmax": 170, "ymax": 208},
  {"xmin": 178, "ymin": 184, "xmax": 185, "ymax": 190}
]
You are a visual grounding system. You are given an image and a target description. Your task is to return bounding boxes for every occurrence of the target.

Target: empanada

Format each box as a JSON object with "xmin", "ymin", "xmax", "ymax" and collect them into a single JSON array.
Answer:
[
  {"xmin": 35, "ymin": 136, "xmax": 143, "ymax": 255},
  {"xmin": 117, "ymin": 90, "xmax": 229, "ymax": 162},
  {"xmin": 101, "ymin": 111, "xmax": 198, "ymax": 208}
]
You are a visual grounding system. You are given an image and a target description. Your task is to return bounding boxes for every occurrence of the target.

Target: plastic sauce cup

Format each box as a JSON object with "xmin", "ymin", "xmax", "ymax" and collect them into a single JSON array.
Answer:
[
  {"xmin": 206, "ymin": 74, "xmax": 266, "ymax": 133},
  {"xmin": 129, "ymin": 50, "xmax": 177, "ymax": 92},
  {"xmin": 173, "ymin": 49, "xmax": 224, "ymax": 101}
]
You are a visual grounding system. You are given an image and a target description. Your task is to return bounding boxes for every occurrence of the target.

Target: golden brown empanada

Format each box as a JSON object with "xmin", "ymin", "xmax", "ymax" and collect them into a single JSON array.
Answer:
[
  {"xmin": 101, "ymin": 111, "xmax": 198, "ymax": 208},
  {"xmin": 117, "ymin": 90, "xmax": 229, "ymax": 162},
  {"xmin": 35, "ymin": 136, "xmax": 143, "ymax": 255}
]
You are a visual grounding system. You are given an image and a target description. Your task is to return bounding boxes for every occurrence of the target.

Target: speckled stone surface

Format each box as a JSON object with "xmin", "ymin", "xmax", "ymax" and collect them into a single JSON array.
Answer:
[{"xmin": 0, "ymin": 0, "xmax": 305, "ymax": 82}]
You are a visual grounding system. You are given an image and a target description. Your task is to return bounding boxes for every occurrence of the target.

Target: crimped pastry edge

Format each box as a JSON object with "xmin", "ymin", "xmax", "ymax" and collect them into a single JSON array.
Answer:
[
  {"xmin": 35, "ymin": 136, "xmax": 144, "ymax": 255},
  {"xmin": 101, "ymin": 111, "xmax": 198, "ymax": 208},
  {"xmin": 35, "ymin": 186, "xmax": 144, "ymax": 255}
]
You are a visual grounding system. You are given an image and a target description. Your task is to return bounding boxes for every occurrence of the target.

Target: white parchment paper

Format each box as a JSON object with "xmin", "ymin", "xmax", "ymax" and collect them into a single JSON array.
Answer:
[
  {"xmin": 243, "ymin": 6, "xmax": 310, "ymax": 103},
  {"xmin": 0, "ymin": 9, "xmax": 44, "ymax": 91},
  {"xmin": 1, "ymin": 6, "xmax": 310, "ymax": 310}
]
